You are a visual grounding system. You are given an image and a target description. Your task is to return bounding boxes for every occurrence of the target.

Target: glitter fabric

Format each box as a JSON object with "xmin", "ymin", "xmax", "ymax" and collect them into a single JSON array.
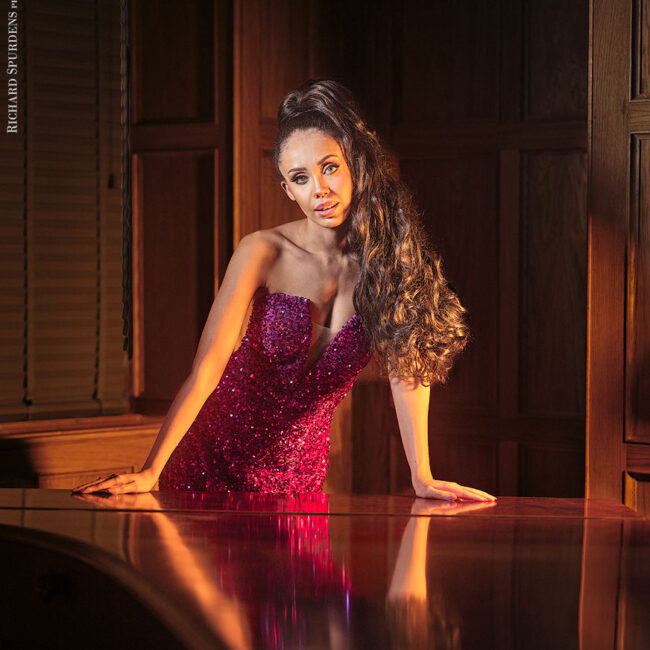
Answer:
[{"xmin": 159, "ymin": 291, "xmax": 373, "ymax": 493}]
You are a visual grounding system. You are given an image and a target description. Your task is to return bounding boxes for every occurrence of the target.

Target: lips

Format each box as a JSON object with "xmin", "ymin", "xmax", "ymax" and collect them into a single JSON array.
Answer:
[{"xmin": 315, "ymin": 201, "xmax": 338, "ymax": 211}]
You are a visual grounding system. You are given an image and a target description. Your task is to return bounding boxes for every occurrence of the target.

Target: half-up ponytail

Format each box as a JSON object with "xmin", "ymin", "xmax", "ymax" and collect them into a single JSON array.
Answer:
[{"xmin": 274, "ymin": 79, "xmax": 468, "ymax": 386}]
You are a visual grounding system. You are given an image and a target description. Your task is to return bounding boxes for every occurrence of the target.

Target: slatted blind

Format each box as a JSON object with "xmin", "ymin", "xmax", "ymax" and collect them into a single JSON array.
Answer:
[{"xmin": 0, "ymin": 0, "xmax": 128, "ymax": 421}]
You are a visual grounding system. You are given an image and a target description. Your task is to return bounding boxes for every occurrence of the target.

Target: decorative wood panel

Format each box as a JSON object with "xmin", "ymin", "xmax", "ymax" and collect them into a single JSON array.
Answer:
[
  {"xmin": 632, "ymin": 0, "xmax": 650, "ymax": 100},
  {"xmin": 0, "ymin": 414, "xmax": 162, "ymax": 489},
  {"xmin": 524, "ymin": 0, "xmax": 589, "ymax": 120},
  {"xmin": 520, "ymin": 150, "xmax": 588, "ymax": 417},
  {"xmin": 130, "ymin": 0, "xmax": 230, "ymax": 412},
  {"xmin": 136, "ymin": 151, "xmax": 214, "ymax": 403},
  {"xmin": 518, "ymin": 444, "xmax": 585, "ymax": 498},
  {"xmin": 399, "ymin": 0, "xmax": 500, "ymax": 125},
  {"xmin": 132, "ymin": 0, "xmax": 215, "ymax": 123},
  {"xmin": 627, "ymin": 135, "xmax": 650, "ymax": 442},
  {"xmin": 586, "ymin": 0, "xmax": 650, "ymax": 502},
  {"xmin": 400, "ymin": 155, "xmax": 500, "ymax": 412}
]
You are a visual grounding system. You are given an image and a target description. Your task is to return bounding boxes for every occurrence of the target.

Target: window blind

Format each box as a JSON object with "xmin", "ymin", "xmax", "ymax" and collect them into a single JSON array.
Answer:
[{"xmin": 0, "ymin": 0, "xmax": 128, "ymax": 421}]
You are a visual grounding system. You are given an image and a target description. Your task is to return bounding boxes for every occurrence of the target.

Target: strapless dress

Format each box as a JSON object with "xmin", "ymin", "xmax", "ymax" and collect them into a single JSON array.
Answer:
[{"xmin": 158, "ymin": 291, "xmax": 373, "ymax": 493}]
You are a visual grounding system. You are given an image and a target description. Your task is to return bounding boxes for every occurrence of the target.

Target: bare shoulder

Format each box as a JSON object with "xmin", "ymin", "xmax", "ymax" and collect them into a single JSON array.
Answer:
[{"xmin": 255, "ymin": 220, "xmax": 304, "ymax": 252}]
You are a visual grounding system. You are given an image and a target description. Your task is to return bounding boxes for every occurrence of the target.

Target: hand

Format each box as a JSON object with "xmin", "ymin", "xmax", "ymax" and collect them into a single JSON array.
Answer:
[
  {"xmin": 71, "ymin": 468, "xmax": 157, "ymax": 495},
  {"xmin": 412, "ymin": 474, "xmax": 496, "ymax": 502},
  {"xmin": 71, "ymin": 490, "xmax": 163, "ymax": 511}
]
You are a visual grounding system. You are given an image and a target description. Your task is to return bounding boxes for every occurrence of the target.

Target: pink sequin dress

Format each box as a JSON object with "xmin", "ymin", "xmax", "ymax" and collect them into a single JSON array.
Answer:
[{"xmin": 159, "ymin": 291, "xmax": 373, "ymax": 493}]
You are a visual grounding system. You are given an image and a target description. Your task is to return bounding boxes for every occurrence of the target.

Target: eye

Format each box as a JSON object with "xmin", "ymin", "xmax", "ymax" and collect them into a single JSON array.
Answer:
[
  {"xmin": 291, "ymin": 174, "xmax": 308, "ymax": 184},
  {"xmin": 323, "ymin": 163, "xmax": 339, "ymax": 174}
]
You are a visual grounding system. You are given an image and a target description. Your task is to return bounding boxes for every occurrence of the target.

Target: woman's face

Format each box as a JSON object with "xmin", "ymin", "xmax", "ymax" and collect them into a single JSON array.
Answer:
[{"xmin": 278, "ymin": 128, "xmax": 353, "ymax": 228}]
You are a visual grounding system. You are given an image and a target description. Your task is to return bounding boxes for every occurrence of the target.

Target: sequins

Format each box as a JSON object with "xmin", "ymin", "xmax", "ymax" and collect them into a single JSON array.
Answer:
[{"xmin": 159, "ymin": 292, "xmax": 372, "ymax": 493}]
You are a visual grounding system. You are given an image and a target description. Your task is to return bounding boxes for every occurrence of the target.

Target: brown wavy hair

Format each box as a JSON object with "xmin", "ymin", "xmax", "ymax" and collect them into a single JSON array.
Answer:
[{"xmin": 273, "ymin": 79, "xmax": 468, "ymax": 386}]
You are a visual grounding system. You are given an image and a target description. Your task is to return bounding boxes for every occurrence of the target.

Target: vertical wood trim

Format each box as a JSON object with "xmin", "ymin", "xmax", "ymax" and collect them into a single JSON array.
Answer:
[
  {"xmin": 586, "ymin": 0, "xmax": 630, "ymax": 499},
  {"xmin": 131, "ymin": 154, "xmax": 144, "ymax": 397},
  {"xmin": 578, "ymin": 519, "xmax": 622, "ymax": 650},
  {"xmin": 498, "ymin": 148, "xmax": 520, "ymax": 418},
  {"xmin": 233, "ymin": 0, "xmax": 261, "ymax": 245}
]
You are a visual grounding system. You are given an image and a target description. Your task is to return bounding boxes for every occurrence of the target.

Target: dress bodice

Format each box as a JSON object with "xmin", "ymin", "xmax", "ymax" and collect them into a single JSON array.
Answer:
[{"xmin": 159, "ymin": 291, "xmax": 373, "ymax": 493}]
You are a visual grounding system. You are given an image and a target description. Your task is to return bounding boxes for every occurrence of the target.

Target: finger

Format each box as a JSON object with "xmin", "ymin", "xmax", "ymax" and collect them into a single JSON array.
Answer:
[
  {"xmin": 449, "ymin": 500, "xmax": 497, "ymax": 513},
  {"xmin": 462, "ymin": 488, "xmax": 497, "ymax": 501},
  {"xmin": 72, "ymin": 473, "xmax": 119, "ymax": 493},
  {"xmin": 445, "ymin": 484, "xmax": 496, "ymax": 502},
  {"xmin": 72, "ymin": 476, "xmax": 107, "ymax": 492},
  {"xmin": 80, "ymin": 474, "xmax": 126, "ymax": 494}
]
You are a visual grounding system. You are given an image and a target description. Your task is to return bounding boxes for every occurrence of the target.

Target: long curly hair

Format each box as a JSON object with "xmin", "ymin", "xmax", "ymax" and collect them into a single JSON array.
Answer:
[{"xmin": 273, "ymin": 79, "xmax": 468, "ymax": 386}]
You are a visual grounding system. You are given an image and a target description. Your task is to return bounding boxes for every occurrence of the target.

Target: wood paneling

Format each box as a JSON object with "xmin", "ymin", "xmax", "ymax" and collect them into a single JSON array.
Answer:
[
  {"xmin": 400, "ymin": 155, "xmax": 500, "ymax": 412},
  {"xmin": 131, "ymin": 0, "xmax": 230, "ymax": 412},
  {"xmin": 400, "ymin": 1, "xmax": 499, "ymax": 124},
  {"xmin": 627, "ymin": 135, "xmax": 650, "ymax": 442},
  {"xmin": 519, "ymin": 444, "xmax": 585, "ymax": 497},
  {"xmin": 0, "ymin": 414, "xmax": 162, "ymax": 489},
  {"xmin": 524, "ymin": 0, "xmax": 589, "ymax": 120},
  {"xmin": 633, "ymin": 0, "xmax": 650, "ymax": 100},
  {"xmin": 586, "ymin": 0, "xmax": 650, "ymax": 504},
  {"xmin": 132, "ymin": 0, "xmax": 215, "ymax": 123},
  {"xmin": 136, "ymin": 152, "xmax": 214, "ymax": 402},
  {"xmin": 520, "ymin": 150, "xmax": 587, "ymax": 416}
]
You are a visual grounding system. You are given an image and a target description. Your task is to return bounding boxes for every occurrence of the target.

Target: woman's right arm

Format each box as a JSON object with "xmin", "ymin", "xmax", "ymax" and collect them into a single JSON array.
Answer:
[{"xmin": 72, "ymin": 231, "xmax": 278, "ymax": 495}]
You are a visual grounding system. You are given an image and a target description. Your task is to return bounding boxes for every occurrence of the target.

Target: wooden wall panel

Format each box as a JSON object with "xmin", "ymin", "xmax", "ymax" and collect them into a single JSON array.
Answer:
[
  {"xmin": 632, "ymin": 0, "xmax": 650, "ymax": 100},
  {"xmin": 626, "ymin": 135, "xmax": 650, "ymax": 442},
  {"xmin": 400, "ymin": 1, "xmax": 499, "ymax": 124},
  {"xmin": 400, "ymin": 155, "xmax": 499, "ymax": 412},
  {"xmin": 132, "ymin": 0, "xmax": 215, "ymax": 123},
  {"xmin": 137, "ymin": 152, "xmax": 214, "ymax": 402},
  {"xmin": 524, "ymin": 0, "xmax": 589, "ymax": 120},
  {"xmin": 586, "ymin": 0, "xmax": 650, "ymax": 507},
  {"xmin": 258, "ymin": 0, "xmax": 310, "ymax": 123},
  {"xmin": 520, "ymin": 150, "xmax": 587, "ymax": 416},
  {"xmin": 131, "ymin": 0, "xmax": 230, "ymax": 413},
  {"xmin": 519, "ymin": 444, "xmax": 585, "ymax": 497}
]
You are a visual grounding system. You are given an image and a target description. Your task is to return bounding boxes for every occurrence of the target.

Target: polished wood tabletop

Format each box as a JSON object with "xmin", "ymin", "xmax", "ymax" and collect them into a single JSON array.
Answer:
[{"xmin": 0, "ymin": 490, "xmax": 648, "ymax": 650}]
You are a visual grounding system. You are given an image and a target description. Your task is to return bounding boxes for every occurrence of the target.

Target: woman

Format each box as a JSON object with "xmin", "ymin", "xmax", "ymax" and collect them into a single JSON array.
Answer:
[{"xmin": 73, "ymin": 79, "xmax": 495, "ymax": 502}]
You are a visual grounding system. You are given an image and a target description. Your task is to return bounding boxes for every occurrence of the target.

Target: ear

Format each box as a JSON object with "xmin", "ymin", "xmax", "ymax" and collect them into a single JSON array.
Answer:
[{"xmin": 280, "ymin": 180, "xmax": 296, "ymax": 202}]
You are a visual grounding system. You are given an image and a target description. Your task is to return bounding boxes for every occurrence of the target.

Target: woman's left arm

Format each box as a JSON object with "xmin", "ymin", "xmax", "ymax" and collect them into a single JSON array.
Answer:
[{"xmin": 389, "ymin": 375, "xmax": 496, "ymax": 501}]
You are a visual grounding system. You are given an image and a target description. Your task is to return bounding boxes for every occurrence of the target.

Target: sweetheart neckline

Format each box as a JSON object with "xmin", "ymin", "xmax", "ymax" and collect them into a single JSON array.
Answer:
[{"xmin": 263, "ymin": 291, "xmax": 361, "ymax": 376}]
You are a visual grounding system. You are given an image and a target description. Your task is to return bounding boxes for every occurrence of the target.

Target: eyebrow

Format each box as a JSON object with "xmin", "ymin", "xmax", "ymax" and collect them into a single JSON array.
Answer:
[{"xmin": 287, "ymin": 154, "xmax": 339, "ymax": 174}]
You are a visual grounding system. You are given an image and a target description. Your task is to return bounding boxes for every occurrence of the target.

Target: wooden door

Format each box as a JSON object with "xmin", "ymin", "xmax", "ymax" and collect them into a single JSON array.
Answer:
[{"xmin": 587, "ymin": 0, "xmax": 650, "ymax": 512}]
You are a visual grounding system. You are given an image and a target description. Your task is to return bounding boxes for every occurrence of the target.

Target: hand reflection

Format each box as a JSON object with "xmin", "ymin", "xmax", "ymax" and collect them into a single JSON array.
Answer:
[
  {"xmin": 386, "ymin": 498, "xmax": 495, "ymax": 649},
  {"xmin": 71, "ymin": 490, "xmax": 163, "ymax": 511},
  {"xmin": 73, "ymin": 490, "xmax": 252, "ymax": 650},
  {"xmin": 409, "ymin": 496, "xmax": 497, "ymax": 517}
]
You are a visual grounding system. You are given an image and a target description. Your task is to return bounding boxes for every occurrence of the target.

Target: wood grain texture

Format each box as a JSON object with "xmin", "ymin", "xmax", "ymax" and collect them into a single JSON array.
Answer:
[
  {"xmin": 138, "ymin": 152, "xmax": 214, "ymax": 403},
  {"xmin": 400, "ymin": 155, "xmax": 500, "ymax": 413},
  {"xmin": 399, "ymin": 0, "xmax": 499, "ymax": 125},
  {"xmin": 586, "ymin": 0, "xmax": 631, "ymax": 499},
  {"xmin": 524, "ymin": 0, "xmax": 589, "ymax": 120},
  {"xmin": 520, "ymin": 150, "xmax": 588, "ymax": 417},
  {"xmin": 626, "ymin": 135, "xmax": 650, "ymax": 442},
  {"xmin": 132, "ymin": 0, "xmax": 215, "ymax": 124}
]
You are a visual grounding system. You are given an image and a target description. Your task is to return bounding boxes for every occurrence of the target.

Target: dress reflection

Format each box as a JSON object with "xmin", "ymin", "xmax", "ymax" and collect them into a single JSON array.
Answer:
[{"xmin": 74, "ymin": 492, "xmax": 494, "ymax": 649}]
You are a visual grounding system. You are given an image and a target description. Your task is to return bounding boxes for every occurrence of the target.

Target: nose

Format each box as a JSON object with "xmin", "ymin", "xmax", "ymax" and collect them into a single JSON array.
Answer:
[{"xmin": 313, "ymin": 175, "xmax": 329, "ymax": 197}]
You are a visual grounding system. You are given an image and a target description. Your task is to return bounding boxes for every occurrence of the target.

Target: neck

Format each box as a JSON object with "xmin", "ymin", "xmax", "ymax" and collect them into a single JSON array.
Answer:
[{"xmin": 301, "ymin": 215, "xmax": 353, "ymax": 259}]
